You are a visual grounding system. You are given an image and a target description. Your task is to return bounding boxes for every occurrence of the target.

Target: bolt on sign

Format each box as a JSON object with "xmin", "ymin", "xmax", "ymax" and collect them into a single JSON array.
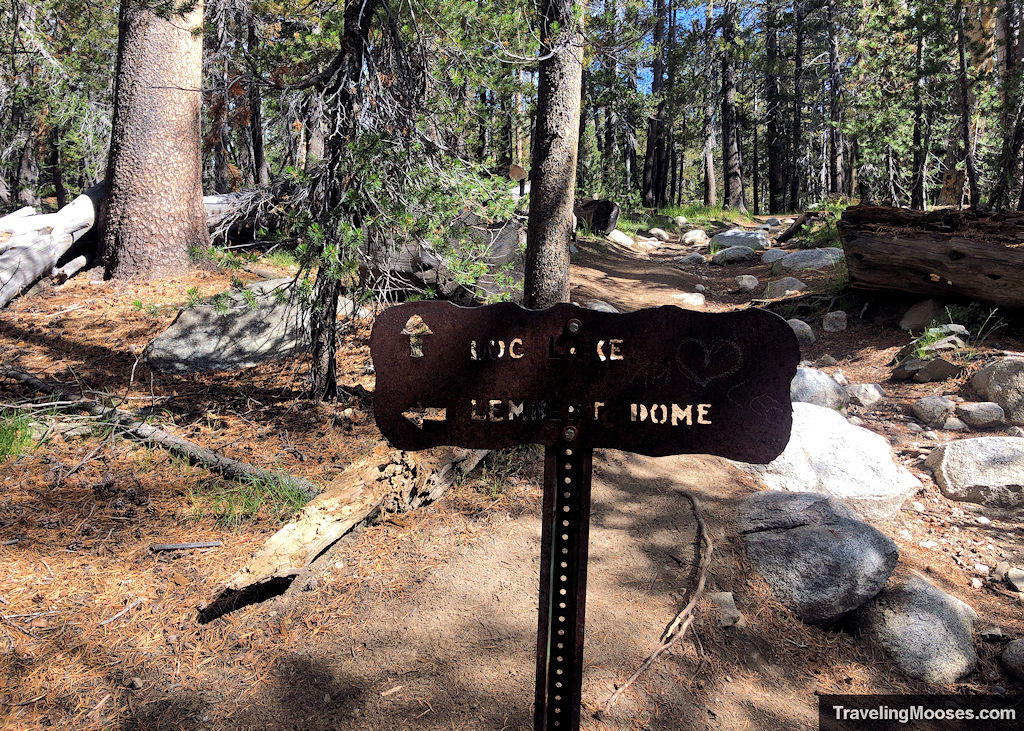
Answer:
[{"xmin": 372, "ymin": 301, "xmax": 800, "ymax": 730}]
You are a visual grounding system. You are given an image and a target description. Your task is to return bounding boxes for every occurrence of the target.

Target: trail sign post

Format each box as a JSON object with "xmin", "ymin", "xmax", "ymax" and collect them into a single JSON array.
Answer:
[{"xmin": 371, "ymin": 301, "xmax": 799, "ymax": 730}]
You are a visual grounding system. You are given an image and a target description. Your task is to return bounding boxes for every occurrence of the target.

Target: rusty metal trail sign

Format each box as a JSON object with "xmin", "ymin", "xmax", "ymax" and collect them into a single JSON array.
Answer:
[{"xmin": 371, "ymin": 301, "xmax": 799, "ymax": 730}]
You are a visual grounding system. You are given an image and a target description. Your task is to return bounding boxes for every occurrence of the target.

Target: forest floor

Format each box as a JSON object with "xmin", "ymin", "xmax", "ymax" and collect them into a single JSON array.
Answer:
[{"xmin": 1, "ymin": 217, "xmax": 1023, "ymax": 730}]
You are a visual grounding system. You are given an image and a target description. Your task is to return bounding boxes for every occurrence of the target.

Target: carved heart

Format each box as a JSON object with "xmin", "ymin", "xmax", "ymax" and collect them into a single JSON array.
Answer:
[{"xmin": 675, "ymin": 338, "xmax": 743, "ymax": 386}]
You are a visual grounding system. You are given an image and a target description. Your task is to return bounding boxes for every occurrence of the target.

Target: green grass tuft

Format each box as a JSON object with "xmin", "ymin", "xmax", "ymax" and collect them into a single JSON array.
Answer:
[
  {"xmin": 0, "ymin": 409, "xmax": 33, "ymax": 463},
  {"xmin": 188, "ymin": 472, "xmax": 310, "ymax": 530}
]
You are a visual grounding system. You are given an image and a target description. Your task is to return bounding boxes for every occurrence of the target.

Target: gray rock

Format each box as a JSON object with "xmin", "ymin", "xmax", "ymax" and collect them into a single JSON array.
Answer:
[
  {"xmin": 819, "ymin": 355, "xmax": 838, "ymax": 366},
  {"xmin": 681, "ymin": 229, "xmax": 709, "ymax": 246},
  {"xmin": 823, "ymin": 311, "xmax": 847, "ymax": 332},
  {"xmin": 740, "ymin": 492, "xmax": 899, "ymax": 625},
  {"xmin": 648, "ymin": 227, "xmax": 671, "ymax": 242},
  {"xmin": 607, "ymin": 229, "xmax": 635, "ymax": 247},
  {"xmin": 925, "ymin": 323, "xmax": 970, "ymax": 338},
  {"xmin": 956, "ymin": 402, "xmax": 1006, "ymax": 430},
  {"xmin": 853, "ymin": 574, "xmax": 977, "ymax": 684},
  {"xmin": 673, "ymin": 215, "xmax": 688, "ymax": 228},
  {"xmin": 144, "ymin": 279, "xmax": 368, "ymax": 373},
  {"xmin": 739, "ymin": 403, "xmax": 922, "ymax": 522},
  {"xmin": 766, "ymin": 217, "xmax": 782, "ymax": 226},
  {"xmin": 896, "ymin": 334, "xmax": 966, "ymax": 363},
  {"xmin": 847, "ymin": 383, "xmax": 886, "ymax": 408},
  {"xmin": 761, "ymin": 248, "xmax": 787, "ymax": 264},
  {"xmin": 787, "ymin": 319, "xmax": 816, "ymax": 347},
  {"xmin": 764, "ymin": 277, "xmax": 807, "ymax": 298},
  {"xmin": 673, "ymin": 292, "xmax": 706, "ymax": 308},
  {"xmin": 913, "ymin": 358, "xmax": 965, "ymax": 383},
  {"xmin": 911, "ymin": 396, "xmax": 956, "ymax": 427},
  {"xmin": 678, "ymin": 252, "xmax": 706, "ymax": 266},
  {"xmin": 943, "ymin": 416, "xmax": 970, "ymax": 432},
  {"xmin": 711, "ymin": 245, "xmax": 757, "ymax": 265},
  {"xmin": 791, "ymin": 367, "xmax": 849, "ymax": 411},
  {"xmin": 782, "ymin": 218, "xmax": 796, "ymax": 225},
  {"xmin": 706, "ymin": 592, "xmax": 744, "ymax": 628},
  {"xmin": 735, "ymin": 275, "xmax": 759, "ymax": 293},
  {"xmin": 1006, "ymin": 567, "xmax": 1024, "ymax": 592},
  {"xmin": 900, "ymin": 299, "xmax": 945, "ymax": 331},
  {"xmin": 832, "ymin": 369, "xmax": 849, "ymax": 386},
  {"xmin": 1001, "ymin": 640, "xmax": 1024, "ymax": 681},
  {"xmin": 892, "ymin": 358, "xmax": 929, "ymax": 381},
  {"xmin": 694, "ymin": 284, "xmax": 707, "ymax": 293},
  {"xmin": 924, "ymin": 437, "xmax": 1024, "ymax": 508},
  {"xmin": 710, "ymin": 228, "xmax": 769, "ymax": 251},
  {"xmin": 778, "ymin": 248, "xmax": 845, "ymax": 272},
  {"xmin": 973, "ymin": 358, "xmax": 1024, "ymax": 424},
  {"xmin": 757, "ymin": 224, "xmax": 772, "ymax": 231},
  {"xmin": 585, "ymin": 300, "xmax": 619, "ymax": 313}
]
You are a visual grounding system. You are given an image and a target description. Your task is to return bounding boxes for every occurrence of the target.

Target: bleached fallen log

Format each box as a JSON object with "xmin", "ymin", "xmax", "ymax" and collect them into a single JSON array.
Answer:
[
  {"xmin": 0, "ymin": 206, "xmax": 38, "ymax": 228},
  {"xmin": 225, "ymin": 445, "xmax": 489, "ymax": 592},
  {"xmin": 0, "ymin": 183, "xmax": 105, "ymax": 307},
  {"xmin": 50, "ymin": 255, "xmax": 90, "ymax": 284}
]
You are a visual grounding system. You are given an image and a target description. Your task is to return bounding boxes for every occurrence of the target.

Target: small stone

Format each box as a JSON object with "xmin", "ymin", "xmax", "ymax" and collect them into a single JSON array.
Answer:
[
  {"xmin": 762, "ymin": 248, "xmax": 787, "ymax": 264},
  {"xmin": 911, "ymin": 395, "xmax": 956, "ymax": 427},
  {"xmin": 607, "ymin": 229, "xmax": 635, "ymax": 247},
  {"xmin": 907, "ymin": 422, "xmax": 924, "ymax": 433},
  {"xmin": 912, "ymin": 501, "xmax": 926, "ymax": 513},
  {"xmin": 922, "ymin": 430, "xmax": 939, "ymax": 440},
  {"xmin": 711, "ymin": 245, "xmax": 757, "ymax": 265},
  {"xmin": 710, "ymin": 228, "xmax": 769, "ymax": 251},
  {"xmin": 943, "ymin": 416, "xmax": 969, "ymax": 432},
  {"xmin": 673, "ymin": 215, "xmax": 689, "ymax": 227},
  {"xmin": 648, "ymin": 227, "xmax": 671, "ymax": 242},
  {"xmin": 764, "ymin": 276, "xmax": 807, "ymax": 298},
  {"xmin": 892, "ymin": 358, "xmax": 929, "ymax": 381},
  {"xmin": 694, "ymin": 284, "xmax": 707, "ymax": 293},
  {"xmin": 980, "ymin": 626, "xmax": 1003, "ymax": 642},
  {"xmin": 791, "ymin": 367, "xmax": 849, "ymax": 411},
  {"xmin": 766, "ymin": 217, "xmax": 782, "ymax": 226},
  {"xmin": 1009, "ymin": 426, "xmax": 1024, "ymax": 437},
  {"xmin": 735, "ymin": 275, "xmax": 759, "ymax": 293},
  {"xmin": 1007, "ymin": 567, "xmax": 1024, "ymax": 592},
  {"xmin": 787, "ymin": 319, "xmax": 815, "ymax": 347},
  {"xmin": 913, "ymin": 358, "xmax": 965, "ymax": 383},
  {"xmin": 673, "ymin": 292, "xmax": 705, "ymax": 307},
  {"xmin": 678, "ymin": 252, "xmax": 706, "ymax": 266},
  {"xmin": 956, "ymin": 402, "xmax": 1006, "ymax": 430},
  {"xmin": 585, "ymin": 300, "xmax": 619, "ymax": 313},
  {"xmin": 993, "ymin": 562, "xmax": 1010, "ymax": 581},
  {"xmin": 129, "ymin": 677, "xmax": 143, "ymax": 690},
  {"xmin": 706, "ymin": 591, "xmax": 744, "ymax": 628},
  {"xmin": 976, "ymin": 516, "xmax": 991, "ymax": 526},
  {"xmin": 974, "ymin": 564, "xmax": 990, "ymax": 575},
  {"xmin": 832, "ymin": 369, "xmax": 849, "ymax": 386},
  {"xmin": 823, "ymin": 311, "xmax": 848, "ymax": 332},
  {"xmin": 819, "ymin": 355, "xmax": 838, "ymax": 366},
  {"xmin": 920, "ymin": 540, "xmax": 938, "ymax": 548},
  {"xmin": 1002, "ymin": 640, "xmax": 1024, "ymax": 681},
  {"xmin": 971, "ymin": 577, "xmax": 984, "ymax": 589},
  {"xmin": 900, "ymin": 299, "xmax": 945, "ymax": 331},
  {"xmin": 681, "ymin": 229, "xmax": 709, "ymax": 246},
  {"xmin": 166, "ymin": 633, "xmax": 179, "ymax": 644},
  {"xmin": 846, "ymin": 383, "xmax": 886, "ymax": 408}
]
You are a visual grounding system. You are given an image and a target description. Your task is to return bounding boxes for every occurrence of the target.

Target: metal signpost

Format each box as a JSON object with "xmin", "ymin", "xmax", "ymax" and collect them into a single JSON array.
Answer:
[{"xmin": 371, "ymin": 301, "xmax": 799, "ymax": 730}]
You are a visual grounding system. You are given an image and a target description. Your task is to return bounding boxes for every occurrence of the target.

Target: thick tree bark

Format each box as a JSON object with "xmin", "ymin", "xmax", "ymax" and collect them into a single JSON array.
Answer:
[
  {"xmin": 839, "ymin": 204, "xmax": 1024, "ymax": 309},
  {"xmin": 248, "ymin": 23, "xmax": 271, "ymax": 187},
  {"xmin": 524, "ymin": 0, "xmax": 583, "ymax": 310},
  {"xmin": 789, "ymin": 0, "xmax": 806, "ymax": 211},
  {"xmin": 911, "ymin": 27, "xmax": 927, "ymax": 210},
  {"xmin": 642, "ymin": 0, "xmax": 665, "ymax": 207},
  {"xmin": 721, "ymin": 0, "xmax": 746, "ymax": 212},
  {"xmin": 827, "ymin": 0, "xmax": 844, "ymax": 196},
  {"xmin": 702, "ymin": 0, "xmax": 717, "ymax": 207},
  {"xmin": 765, "ymin": 0, "xmax": 786, "ymax": 213},
  {"xmin": 988, "ymin": 0, "xmax": 1021, "ymax": 210},
  {"xmin": 99, "ymin": 0, "xmax": 210, "ymax": 279},
  {"xmin": 957, "ymin": 4, "xmax": 981, "ymax": 209}
]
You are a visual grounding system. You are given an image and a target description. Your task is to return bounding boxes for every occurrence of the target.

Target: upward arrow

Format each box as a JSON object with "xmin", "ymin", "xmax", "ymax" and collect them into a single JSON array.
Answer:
[{"xmin": 401, "ymin": 314, "xmax": 433, "ymax": 358}]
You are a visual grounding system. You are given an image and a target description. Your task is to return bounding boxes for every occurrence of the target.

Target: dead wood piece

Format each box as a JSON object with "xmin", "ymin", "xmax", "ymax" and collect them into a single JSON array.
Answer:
[
  {"xmin": 224, "ymin": 444, "xmax": 489, "ymax": 593},
  {"xmin": 776, "ymin": 211, "xmax": 825, "ymax": 243},
  {"xmin": 838, "ymin": 204, "xmax": 1024, "ymax": 309},
  {"xmin": 50, "ymin": 255, "xmax": 90, "ymax": 284},
  {"xmin": 150, "ymin": 541, "xmax": 222, "ymax": 552},
  {"xmin": 98, "ymin": 597, "xmax": 143, "ymax": 626},
  {"xmin": 0, "ymin": 367, "xmax": 320, "ymax": 501}
]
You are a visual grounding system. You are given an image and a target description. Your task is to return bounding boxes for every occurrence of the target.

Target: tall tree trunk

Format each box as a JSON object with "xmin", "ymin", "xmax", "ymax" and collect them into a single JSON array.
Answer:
[
  {"xmin": 957, "ymin": 3, "xmax": 981, "ymax": 209},
  {"xmin": 752, "ymin": 89, "xmax": 760, "ymax": 215},
  {"xmin": 577, "ymin": 66, "xmax": 589, "ymax": 193},
  {"xmin": 911, "ymin": 24, "xmax": 927, "ymax": 210},
  {"xmin": 604, "ymin": 0, "xmax": 618, "ymax": 188},
  {"xmin": 248, "ymin": 23, "xmax": 270, "ymax": 186},
  {"xmin": 765, "ymin": 0, "xmax": 785, "ymax": 213},
  {"xmin": 49, "ymin": 127, "xmax": 67, "ymax": 209},
  {"xmin": 99, "ymin": 0, "xmax": 209, "ymax": 280},
  {"xmin": 310, "ymin": 0, "xmax": 379, "ymax": 402},
  {"xmin": 721, "ymin": 0, "xmax": 746, "ymax": 211},
  {"xmin": 788, "ymin": 0, "xmax": 805, "ymax": 211},
  {"xmin": 702, "ymin": 0, "xmax": 717, "ymax": 207},
  {"xmin": 524, "ymin": 0, "xmax": 584, "ymax": 309},
  {"xmin": 988, "ymin": 0, "xmax": 1021, "ymax": 210},
  {"xmin": 642, "ymin": 0, "xmax": 665, "ymax": 207},
  {"xmin": 827, "ymin": 0, "xmax": 844, "ymax": 196}
]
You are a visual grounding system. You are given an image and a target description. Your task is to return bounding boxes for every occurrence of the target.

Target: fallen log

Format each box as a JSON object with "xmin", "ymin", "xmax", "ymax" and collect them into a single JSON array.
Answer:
[
  {"xmin": 224, "ymin": 443, "xmax": 488, "ymax": 592},
  {"xmin": 0, "ymin": 182, "xmax": 105, "ymax": 307},
  {"xmin": 838, "ymin": 204, "xmax": 1024, "ymax": 309},
  {"xmin": 777, "ymin": 210, "xmax": 826, "ymax": 243},
  {"xmin": 0, "ymin": 367, "xmax": 320, "ymax": 501}
]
